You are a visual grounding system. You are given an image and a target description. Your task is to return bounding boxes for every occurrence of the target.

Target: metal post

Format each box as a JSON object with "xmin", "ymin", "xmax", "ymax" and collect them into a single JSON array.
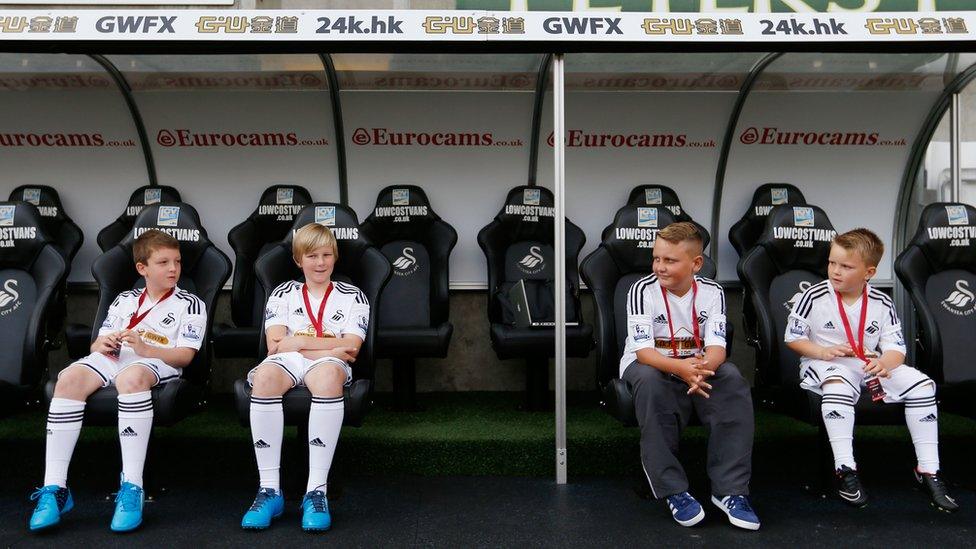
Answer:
[
  {"xmin": 950, "ymin": 92, "xmax": 961, "ymax": 202},
  {"xmin": 552, "ymin": 54, "xmax": 567, "ymax": 485}
]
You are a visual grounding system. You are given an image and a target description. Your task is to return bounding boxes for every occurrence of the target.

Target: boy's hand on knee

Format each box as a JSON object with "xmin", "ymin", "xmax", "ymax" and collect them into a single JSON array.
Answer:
[
  {"xmin": 819, "ymin": 344, "xmax": 853, "ymax": 361},
  {"xmin": 863, "ymin": 358, "xmax": 891, "ymax": 378},
  {"xmin": 676, "ymin": 360, "xmax": 713, "ymax": 398}
]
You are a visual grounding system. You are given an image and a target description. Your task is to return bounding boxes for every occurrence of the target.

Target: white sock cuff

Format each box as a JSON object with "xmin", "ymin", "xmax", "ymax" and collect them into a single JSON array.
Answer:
[
  {"xmin": 47, "ymin": 398, "xmax": 86, "ymax": 430},
  {"xmin": 250, "ymin": 395, "xmax": 284, "ymax": 412},
  {"xmin": 310, "ymin": 395, "xmax": 344, "ymax": 410},
  {"xmin": 118, "ymin": 390, "xmax": 153, "ymax": 417}
]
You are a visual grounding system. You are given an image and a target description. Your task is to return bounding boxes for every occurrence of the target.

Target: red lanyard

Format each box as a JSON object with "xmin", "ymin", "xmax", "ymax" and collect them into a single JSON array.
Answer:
[
  {"xmin": 835, "ymin": 285, "xmax": 869, "ymax": 364},
  {"xmin": 302, "ymin": 282, "xmax": 334, "ymax": 337},
  {"xmin": 660, "ymin": 280, "xmax": 700, "ymax": 358},
  {"xmin": 126, "ymin": 288, "xmax": 175, "ymax": 330}
]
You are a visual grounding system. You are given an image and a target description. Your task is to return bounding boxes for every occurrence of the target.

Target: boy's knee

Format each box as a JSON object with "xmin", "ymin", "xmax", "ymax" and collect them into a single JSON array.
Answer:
[
  {"xmin": 115, "ymin": 367, "xmax": 153, "ymax": 394},
  {"xmin": 251, "ymin": 364, "xmax": 288, "ymax": 396},
  {"xmin": 53, "ymin": 366, "xmax": 101, "ymax": 399},
  {"xmin": 306, "ymin": 364, "xmax": 346, "ymax": 396}
]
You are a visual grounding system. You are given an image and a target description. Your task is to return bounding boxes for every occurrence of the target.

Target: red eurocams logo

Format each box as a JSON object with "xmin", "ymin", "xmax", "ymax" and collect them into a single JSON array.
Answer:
[
  {"xmin": 0, "ymin": 132, "xmax": 135, "ymax": 148},
  {"xmin": 156, "ymin": 129, "xmax": 329, "ymax": 148},
  {"xmin": 547, "ymin": 130, "xmax": 715, "ymax": 148},
  {"xmin": 739, "ymin": 126, "xmax": 906, "ymax": 147},
  {"xmin": 351, "ymin": 127, "xmax": 523, "ymax": 147}
]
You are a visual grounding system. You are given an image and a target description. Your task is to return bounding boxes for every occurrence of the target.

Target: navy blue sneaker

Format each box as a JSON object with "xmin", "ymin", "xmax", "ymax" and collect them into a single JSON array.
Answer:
[
  {"xmin": 28, "ymin": 485, "xmax": 73, "ymax": 531},
  {"xmin": 665, "ymin": 492, "xmax": 705, "ymax": 527},
  {"xmin": 241, "ymin": 488, "xmax": 285, "ymax": 530},
  {"xmin": 711, "ymin": 494, "xmax": 761, "ymax": 531},
  {"xmin": 301, "ymin": 490, "xmax": 331, "ymax": 532}
]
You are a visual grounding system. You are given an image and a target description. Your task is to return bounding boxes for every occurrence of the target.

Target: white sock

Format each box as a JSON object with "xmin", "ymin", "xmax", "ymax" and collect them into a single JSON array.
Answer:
[
  {"xmin": 43, "ymin": 398, "xmax": 86, "ymax": 488},
  {"xmin": 306, "ymin": 395, "xmax": 344, "ymax": 494},
  {"xmin": 250, "ymin": 396, "xmax": 283, "ymax": 492},
  {"xmin": 118, "ymin": 391, "xmax": 153, "ymax": 488},
  {"xmin": 821, "ymin": 383, "xmax": 857, "ymax": 470},
  {"xmin": 904, "ymin": 383, "xmax": 940, "ymax": 474}
]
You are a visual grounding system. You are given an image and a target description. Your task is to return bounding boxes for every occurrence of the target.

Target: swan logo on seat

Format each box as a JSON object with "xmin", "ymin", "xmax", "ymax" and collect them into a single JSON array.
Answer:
[
  {"xmin": 392, "ymin": 189, "xmax": 410, "ymax": 206},
  {"xmin": 0, "ymin": 279, "xmax": 21, "ymax": 317},
  {"xmin": 784, "ymin": 281, "xmax": 812, "ymax": 311},
  {"xmin": 644, "ymin": 189, "xmax": 662, "ymax": 205},
  {"xmin": 392, "ymin": 247, "xmax": 420, "ymax": 277},
  {"xmin": 946, "ymin": 205, "xmax": 969, "ymax": 226},
  {"xmin": 517, "ymin": 246, "xmax": 545, "ymax": 274},
  {"xmin": 523, "ymin": 189, "xmax": 541, "ymax": 206},
  {"xmin": 941, "ymin": 280, "xmax": 976, "ymax": 316},
  {"xmin": 22, "ymin": 188, "xmax": 40, "ymax": 206},
  {"xmin": 157, "ymin": 206, "xmax": 180, "ymax": 227},
  {"xmin": 638, "ymin": 208, "xmax": 658, "ymax": 228},
  {"xmin": 276, "ymin": 188, "xmax": 294, "ymax": 205}
]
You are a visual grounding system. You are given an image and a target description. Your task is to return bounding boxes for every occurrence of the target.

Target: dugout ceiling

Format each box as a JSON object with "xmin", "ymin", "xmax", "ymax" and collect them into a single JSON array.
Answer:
[{"xmin": 1, "ymin": 14, "xmax": 975, "ymax": 285}]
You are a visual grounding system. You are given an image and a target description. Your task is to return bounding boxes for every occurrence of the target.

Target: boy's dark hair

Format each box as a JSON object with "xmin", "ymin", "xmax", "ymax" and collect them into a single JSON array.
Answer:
[{"xmin": 133, "ymin": 229, "xmax": 180, "ymax": 265}]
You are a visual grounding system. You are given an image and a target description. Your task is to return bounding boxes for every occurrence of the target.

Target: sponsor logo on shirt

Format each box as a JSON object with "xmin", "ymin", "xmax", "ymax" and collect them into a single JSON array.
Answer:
[
  {"xmin": 633, "ymin": 324, "xmax": 650, "ymax": 342},
  {"xmin": 789, "ymin": 318, "xmax": 807, "ymax": 337},
  {"xmin": 181, "ymin": 324, "xmax": 201, "ymax": 342}
]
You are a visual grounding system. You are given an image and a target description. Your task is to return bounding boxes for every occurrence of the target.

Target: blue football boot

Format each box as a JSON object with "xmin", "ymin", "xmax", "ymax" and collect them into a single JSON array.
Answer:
[
  {"xmin": 110, "ymin": 477, "xmax": 144, "ymax": 532},
  {"xmin": 241, "ymin": 488, "xmax": 284, "ymax": 530},
  {"xmin": 28, "ymin": 485, "xmax": 73, "ymax": 531},
  {"xmin": 301, "ymin": 490, "xmax": 331, "ymax": 532}
]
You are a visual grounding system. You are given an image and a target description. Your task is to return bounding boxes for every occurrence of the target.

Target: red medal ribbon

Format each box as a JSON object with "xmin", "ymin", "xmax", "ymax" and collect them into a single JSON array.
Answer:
[
  {"xmin": 126, "ymin": 288, "xmax": 175, "ymax": 330},
  {"xmin": 302, "ymin": 282, "xmax": 334, "ymax": 338},
  {"xmin": 835, "ymin": 285, "xmax": 869, "ymax": 365},
  {"xmin": 661, "ymin": 280, "xmax": 701, "ymax": 359}
]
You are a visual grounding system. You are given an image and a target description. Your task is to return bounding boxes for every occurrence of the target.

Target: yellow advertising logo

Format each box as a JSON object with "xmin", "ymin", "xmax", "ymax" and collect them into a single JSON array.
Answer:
[
  {"xmin": 196, "ymin": 15, "xmax": 299, "ymax": 34},
  {"xmin": 865, "ymin": 17, "xmax": 967, "ymax": 35},
  {"xmin": 138, "ymin": 330, "xmax": 170, "ymax": 346},
  {"xmin": 423, "ymin": 16, "xmax": 476, "ymax": 34}
]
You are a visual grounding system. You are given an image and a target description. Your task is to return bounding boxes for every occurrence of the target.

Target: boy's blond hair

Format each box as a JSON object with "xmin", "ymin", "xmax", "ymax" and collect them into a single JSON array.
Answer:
[
  {"xmin": 657, "ymin": 221, "xmax": 704, "ymax": 256},
  {"xmin": 293, "ymin": 223, "xmax": 338, "ymax": 263},
  {"xmin": 133, "ymin": 229, "xmax": 180, "ymax": 265},
  {"xmin": 832, "ymin": 228, "xmax": 884, "ymax": 268}
]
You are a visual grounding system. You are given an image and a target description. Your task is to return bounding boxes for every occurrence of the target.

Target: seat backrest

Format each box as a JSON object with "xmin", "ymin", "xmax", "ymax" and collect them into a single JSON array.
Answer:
[
  {"xmin": 477, "ymin": 186, "xmax": 585, "ymax": 323},
  {"xmin": 254, "ymin": 203, "xmax": 391, "ymax": 380},
  {"xmin": 0, "ymin": 202, "xmax": 66, "ymax": 387},
  {"xmin": 728, "ymin": 183, "xmax": 807, "ymax": 257},
  {"xmin": 359, "ymin": 185, "xmax": 457, "ymax": 329},
  {"xmin": 895, "ymin": 202, "xmax": 976, "ymax": 384},
  {"xmin": 227, "ymin": 185, "xmax": 313, "ymax": 328},
  {"xmin": 90, "ymin": 203, "xmax": 231, "ymax": 386},
  {"xmin": 97, "ymin": 185, "xmax": 182, "ymax": 252},
  {"xmin": 737, "ymin": 204, "xmax": 836, "ymax": 387},
  {"xmin": 626, "ymin": 184, "xmax": 693, "ymax": 222},
  {"xmin": 8, "ymin": 185, "xmax": 83, "ymax": 265}
]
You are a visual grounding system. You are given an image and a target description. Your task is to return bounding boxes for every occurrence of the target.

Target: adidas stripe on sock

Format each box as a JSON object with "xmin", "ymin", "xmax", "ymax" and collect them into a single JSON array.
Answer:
[
  {"xmin": 821, "ymin": 384, "xmax": 857, "ymax": 470},
  {"xmin": 904, "ymin": 385, "xmax": 940, "ymax": 474},
  {"xmin": 43, "ymin": 398, "xmax": 86, "ymax": 488},
  {"xmin": 250, "ymin": 395, "xmax": 284, "ymax": 492},
  {"xmin": 306, "ymin": 395, "xmax": 344, "ymax": 494},
  {"xmin": 118, "ymin": 391, "xmax": 154, "ymax": 488}
]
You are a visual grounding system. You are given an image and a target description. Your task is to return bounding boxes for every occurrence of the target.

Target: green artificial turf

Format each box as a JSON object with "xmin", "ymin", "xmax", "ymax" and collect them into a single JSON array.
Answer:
[{"xmin": 2, "ymin": 392, "xmax": 974, "ymax": 479}]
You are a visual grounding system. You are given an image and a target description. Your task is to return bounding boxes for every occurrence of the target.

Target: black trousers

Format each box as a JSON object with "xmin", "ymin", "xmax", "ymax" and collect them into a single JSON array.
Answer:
[{"xmin": 622, "ymin": 360, "xmax": 754, "ymax": 499}]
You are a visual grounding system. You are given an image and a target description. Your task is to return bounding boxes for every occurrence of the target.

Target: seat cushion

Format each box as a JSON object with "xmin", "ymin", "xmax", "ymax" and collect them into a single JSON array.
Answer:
[
  {"xmin": 489, "ymin": 323, "xmax": 593, "ymax": 360},
  {"xmin": 376, "ymin": 322, "xmax": 452, "ymax": 358}
]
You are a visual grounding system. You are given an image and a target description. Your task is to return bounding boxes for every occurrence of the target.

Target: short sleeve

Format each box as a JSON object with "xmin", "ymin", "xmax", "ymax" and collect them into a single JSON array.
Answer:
[
  {"xmin": 97, "ymin": 293, "xmax": 129, "ymax": 337},
  {"xmin": 878, "ymin": 303, "xmax": 907, "ymax": 355},
  {"xmin": 340, "ymin": 290, "xmax": 369, "ymax": 341},
  {"xmin": 175, "ymin": 312, "xmax": 207, "ymax": 350},
  {"xmin": 263, "ymin": 289, "xmax": 289, "ymax": 332},
  {"xmin": 626, "ymin": 281, "xmax": 655, "ymax": 353},
  {"xmin": 703, "ymin": 289, "xmax": 727, "ymax": 349},
  {"xmin": 784, "ymin": 289, "xmax": 814, "ymax": 343}
]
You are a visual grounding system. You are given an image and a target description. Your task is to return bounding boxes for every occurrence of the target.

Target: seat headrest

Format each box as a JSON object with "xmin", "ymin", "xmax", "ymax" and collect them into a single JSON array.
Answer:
[
  {"xmin": 365, "ymin": 185, "xmax": 440, "ymax": 234},
  {"xmin": 492, "ymin": 186, "xmax": 557, "ymax": 241},
  {"xmin": 119, "ymin": 203, "xmax": 212, "ymax": 270},
  {"xmin": 9, "ymin": 185, "xmax": 69, "ymax": 222},
  {"xmin": 601, "ymin": 204, "xmax": 680, "ymax": 273},
  {"xmin": 286, "ymin": 202, "xmax": 365, "ymax": 250},
  {"xmin": 626, "ymin": 184, "xmax": 689, "ymax": 219},
  {"xmin": 251, "ymin": 185, "xmax": 313, "ymax": 227},
  {"xmin": 743, "ymin": 183, "xmax": 806, "ymax": 222},
  {"xmin": 121, "ymin": 185, "xmax": 182, "ymax": 221},
  {"xmin": 756, "ymin": 204, "xmax": 836, "ymax": 273},
  {"xmin": 908, "ymin": 202, "xmax": 976, "ymax": 272},
  {"xmin": 0, "ymin": 201, "xmax": 53, "ymax": 269}
]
